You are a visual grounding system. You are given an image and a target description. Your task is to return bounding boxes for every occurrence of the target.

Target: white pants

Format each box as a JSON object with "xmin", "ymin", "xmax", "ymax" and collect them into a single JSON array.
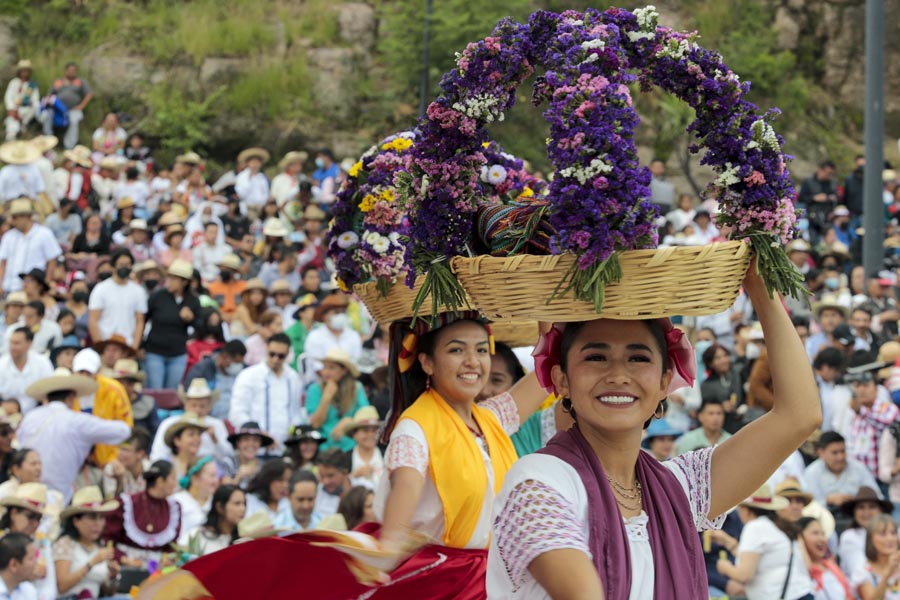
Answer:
[
  {"xmin": 5, "ymin": 106, "xmax": 37, "ymax": 140},
  {"xmin": 40, "ymin": 108, "xmax": 82, "ymax": 149}
]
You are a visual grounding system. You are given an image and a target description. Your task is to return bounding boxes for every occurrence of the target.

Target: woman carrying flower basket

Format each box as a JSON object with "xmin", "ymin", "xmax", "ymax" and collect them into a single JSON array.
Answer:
[{"xmin": 485, "ymin": 266, "xmax": 820, "ymax": 599}]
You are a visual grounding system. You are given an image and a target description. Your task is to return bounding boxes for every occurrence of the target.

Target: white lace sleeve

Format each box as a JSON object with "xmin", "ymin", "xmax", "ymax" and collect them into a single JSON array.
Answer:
[
  {"xmin": 481, "ymin": 392, "xmax": 520, "ymax": 435},
  {"xmin": 383, "ymin": 420, "xmax": 429, "ymax": 477},
  {"xmin": 663, "ymin": 446, "xmax": 725, "ymax": 531}
]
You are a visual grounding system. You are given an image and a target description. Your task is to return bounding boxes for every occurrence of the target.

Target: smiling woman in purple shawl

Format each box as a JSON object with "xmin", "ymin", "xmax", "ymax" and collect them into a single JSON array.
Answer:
[{"xmin": 486, "ymin": 266, "xmax": 821, "ymax": 599}]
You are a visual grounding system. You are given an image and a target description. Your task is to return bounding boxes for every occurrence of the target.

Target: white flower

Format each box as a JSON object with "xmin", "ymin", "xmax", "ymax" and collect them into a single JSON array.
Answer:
[
  {"xmin": 388, "ymin": 232, "xmax": 401, "ymax": 244},
  {"xmin": 558, "ymin": 158, "xmax": 613, "ymax": 185},
  {"xmin": 633, "ymin": 5, "xmax": 659, "ymax": 31},
  {"xmin": 336, "ymin": 231, "xmax": 359, "ymax": 249},
  {"xmin": 581, "ymin": 53, "xmax": 601, "ymax": 65},
  {"xmin": 751, "ymin": 119, "xmax": 780, "ymax": 152},
  {"xmin": 452, "ymin": 93, "xmax": 502, "ymax": 121},
  {"xmin": 716, "ymin": 163, "xmax": 741, "ymax": 187},
  {"xmin": 480, "ymin": 165, "xmax": 490, "ymax": 183},
  {"xmin": 487, "ymin": 165, "xmax": 508, "ymax": 185},
  {"xmin": 582, "ymin": 39, "xmax": 606, "ymax": 51},
  {"xmin": 420, "ymin": 175, "xmax": 429, "ymax": 196},
  {"xmin": 655, "ymin": 38, "xmax": 695, "ymax": 61},
  {"xmin": 370, "ymin": 236, "xmax": 391, "ymax": 254}
]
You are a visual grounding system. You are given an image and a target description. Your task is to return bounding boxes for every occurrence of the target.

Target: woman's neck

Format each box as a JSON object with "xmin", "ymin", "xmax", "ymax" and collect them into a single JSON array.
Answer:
[
  {"xmin": 220, "ymin": 522, "xmax": 235, "ymax": 536},
  {"xmin": 875, "ymin": 554, "xmax": 894, "ymax": 572},
  {"xmin": 190, "ymin": 487, "xmax": 209, "ymax": 505},
  {"xmin": 147, "ymin": 485, "xmax": 167, "ymax": 499},
  {"xmin": 78, "ymin": 536, "xmax": 97, "ymax": 550},
  {"xmin": 267, "ymin": 497, "xmax": 279, "ymax": 510},
  {"xmin": 357, "ymin": 445, "xmax": 375, "ymax": 461},
  {"xmin": 579, "ymin": 423, "xmax": 643, "ymax": 488}
]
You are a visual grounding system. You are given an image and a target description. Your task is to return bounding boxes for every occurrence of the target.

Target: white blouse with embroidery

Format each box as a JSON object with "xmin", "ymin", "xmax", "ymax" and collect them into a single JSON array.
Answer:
[{"xmin": 372, "ymin": 392, "xmax": 519, "ymax": 549}]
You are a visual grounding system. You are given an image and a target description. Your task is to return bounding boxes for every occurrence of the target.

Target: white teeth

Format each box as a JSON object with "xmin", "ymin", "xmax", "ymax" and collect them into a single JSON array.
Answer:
[
  {"xmin": 598, "ymin": 395, "xmax": 635, "ymax": 405},
  {"xmin": 459, "ymin": 374, "xmax": 480, "ymax": 381}
]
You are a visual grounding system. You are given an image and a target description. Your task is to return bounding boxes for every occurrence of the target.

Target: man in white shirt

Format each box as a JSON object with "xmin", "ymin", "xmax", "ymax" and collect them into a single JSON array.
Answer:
[
  {"xmin": 804, "ymin": 431, "xmax": 881, "ymax": 508},
  {"xmin": 18, "ymin": 368, "xmax": 130, "ymax": 502},
  {"xmin": 234, "ymin": 147, "xmax": 270, "ymax": 212},
  {"xmin": 192, "ymin": 222, "xmax": 233, "ymax": 283},
  {"xmin": 271, "ymin": 151, "xmax": 307, "ymax": 206},
  {"xmin": 0, "ymin": 533, "xmax": 38, "ymax": 600},
  {"xmin": 230, "ymin": 333, "xmax": 307, "ymax": 452},
  {"xmin": 18, "ymin": 300, "xmax": 62, "ymax": 355},
  {"xmin": 150, "ymin": 377, "xmax": 233, "ymax": 464},
  {"xmin": 88, "ymin": 248, "xmax": 147, "ymax": 350},
  {"xmin": 303, "ymin": 293, "xmax": 362, "ymax": 380},
  {"xmin": 0, "ymin": 199, "xmax": 61, "ymax": 296},
  {"xmin": 0, "ymin": 327, "xmax": 53, "ymax": 412},
  {"xmin": 3, "ymin": 60, "xmax": 39, "ymax": 141},
  {"xmin": 0, "ymin": 142, "xmax": 45, "ymax": 201},
  {"xmin": 0, "ymin": 291, "xmax": 25, "ymax": 348}
]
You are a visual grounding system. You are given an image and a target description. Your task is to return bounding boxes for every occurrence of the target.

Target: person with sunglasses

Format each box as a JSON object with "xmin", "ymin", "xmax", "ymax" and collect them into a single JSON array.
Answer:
[{"xmin": 230, "ymin": 333, "xmax": 307, "ymax": 456}]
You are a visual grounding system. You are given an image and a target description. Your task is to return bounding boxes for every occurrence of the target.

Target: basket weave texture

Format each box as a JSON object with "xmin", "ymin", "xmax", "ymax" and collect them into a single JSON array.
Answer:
[
  {"xmin": 353, "ymin": 277, "xmax": 474, "ymax": 325},
  {"xmin": 451, "ymin": 241, "xmax": 752, "ymax": 322},
  {"xmin": 490, "ymin": 320, "xmax": 540, "ymax": 348}
]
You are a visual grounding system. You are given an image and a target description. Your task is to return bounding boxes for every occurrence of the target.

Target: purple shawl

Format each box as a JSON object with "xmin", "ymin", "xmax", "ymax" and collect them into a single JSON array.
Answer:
[{"xmin": 537, "ymin": 425, "xmax": 707, "ymax": 599}]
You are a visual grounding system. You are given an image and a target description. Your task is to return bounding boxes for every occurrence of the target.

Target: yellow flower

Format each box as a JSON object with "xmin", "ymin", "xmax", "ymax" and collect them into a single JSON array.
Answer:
[
  {"xmin": 518, "ymin": 186, "xmax": 534, "ymax": 198},
  {"xmin": 358, "ymin": 194, "xmax": 376, "ymax": 212},
  {"xmin": 378, "ymin": 189, "xmax": 395, "ymax": 203},
  {"xmin": 348, "ymin": 161, "xmax": 363, "ymax": 178},
  {"xmin": 337, "ymin": 277, "xmax": 350, "ymax": 292},
  {"xmin": 381, "ymin": 137, "xmax": 414, "ymax": 152},
  {"xmin": 482, "ymin": 141, "xmax": 491, "ymax": 149}
]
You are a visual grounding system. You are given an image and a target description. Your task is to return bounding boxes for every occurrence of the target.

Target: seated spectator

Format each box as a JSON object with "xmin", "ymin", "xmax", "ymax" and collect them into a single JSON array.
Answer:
[
  {"xmin": 303, "ymin": 293, "xmax": 362, "ymax": 378},
  {"xmin": 814, "ymin": 347, "xmax": 847, "ymax": 432},
  {"xmin": 258, "ymin": 248, "xmax": 300, "ymax": 291},
  {"xmin": 20, "ymin": 268, "xmax": 57, "ymax": 321},
  {"xmin": 284, "ymin": 425, "xmax": 324, "ymax": 473},
  {"xmin": 13, "ymin": 300, "xmax": 61, "ymax": 356},
  {"xmin": 243, "ymin": 310, "xmax": 284, "ymax": 367},
  {"xmin": 675, "ymin": 399, "xmax": 731, "ymax": 455},
  {"xmin": 346, "ymin": 406, "xmax": 383, "ymax": 490},
  {"xmin": 0, "ymin": 483, "xmax": 54, "ymax": 597},
  {"xmin": 774, "ymin": 478, "xmax": 814, "ymax": 525},
  {"xmin": 298, "ymin": 266, "xmax": 324, "ymax": 301},
  {"xmin": 173, "ymin": 456, "xmax": 219, "ymax": 546},
  {"xmin": 223, "ymin": 422, "xmax": 271, "ymax": 489},
  {"xmin": 206, "ymin": 254, "xmax": 245, "ymax": 324},
  {"xmin": 102, "ymin": 427, "xmax": 150, "ymax": 498},
  {"xmin": 244, "ymin": 459, "xmax": 292, "ymax": 524},
  {"xmin": 151, "ymin": 379, "xmax": 231, "ymax": 466},
  {"xmin": 4, "ymin": 60, "xmax": 40, "ymax": 141},
  {"xmin": 193, "ymin": 222, "xmax": 232, "ymax": 283},
  {"xmin": 716, "ymin": 484, "xmax": 813, "ymax": 599},
  {"xmin": 0, "ymin": 327, "xmax": 54, "ymax": 412},
  {"xmin": 276, "ymin": 470, "xmax": 320, "ymax": 532},
  {"xmin": 185, "ymin": 307, "xmax": 225, "ymax": 376},
  {"xmin": 641, "ymin": 418, "xmax": 682, "ymax": 462},
  {"xmin": 230, "ymin": 278, "xmax": 267, "ymax": 339},
  {"xmin": 91, "ymin": 112, "xmax": 125, "ymax": 157},
  {"xmin": 700, "ymin": 342, "xmax": 743, "ymax": 428},
  {"xmin": 315, "ymin": 448, "xmax": 351, "ymax": 518},
  {"xmin": 43, "ymin": 199, "xmax": 81, "ymax": 250},
  {"xmin": 285, "ymin": 294, "xmax": 318, "ymax": 372},
  {"xmin": 0, "ymin": 450, "xmax": 62, "ymax": 521},
  {"xmin": 153, "ymin": 224, "xmax": 192, "ymax": 269},
  {"xmin": 162, "ymin": 412, "xmax": 206, "ymax": 483},
  {"xmin": 64, "ymin": 279, "xmax": 90, "ymax": 341},
  {"xmin": 805, "ymin": 431, "xmax": 880, "ymax": 509},
  {"xmin": 797, "ymin": 516, "xmax": 853, "ymax": 599},
  {"xmin": 307, "ymin": 349, "xmax": 369, "ymax": 452},
  {"xmin": 839, "ymin": 487, "xmax": 892, "ymax": 580},
  {"xmin": 188, "ymin": 484, "xmax": 245, "ymax": 556},
  {"xmin": 183, "ymin": 340, "xmax": 246, "ymax": 421},
  {"xmin": 69, "ymin": 213, "xmax": 112, "ymax": 265},
  {"xmin": 92, "ymin": 334, "xmax": 135, "ymax": 375},
  {"xmin": 110, "ymin": 359, "xmax": 157, "ymax": 434},
  {"xmin": 111, "ymin": 197, "xmax": 137, "ymax": 237},
  {"xmin": 269, "ymin": 279, "xmax": 297, "ymax": 329},
  {"xmin": 0, "ymin": 291, "xmax": 25, "ymax": 345},
  {"xmin": 337, "ymin": 485, "xmax": 375, "ymax": 530},
  {"xmin": 53, "ymin": 486, "xmax": 119, "ymax": 598},
  {"xmin": 0, "ymin": 532, "xmax": 38, "ymax": 599},
  {"xmin": 852, "ymin": 514, "xmax": 900, "ymax": 599}
]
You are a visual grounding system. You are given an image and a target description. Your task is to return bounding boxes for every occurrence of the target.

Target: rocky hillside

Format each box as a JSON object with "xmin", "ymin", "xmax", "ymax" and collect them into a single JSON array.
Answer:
[{"xmin": 0, "ymin": 0, "xmax": 897, "ymax": 183}]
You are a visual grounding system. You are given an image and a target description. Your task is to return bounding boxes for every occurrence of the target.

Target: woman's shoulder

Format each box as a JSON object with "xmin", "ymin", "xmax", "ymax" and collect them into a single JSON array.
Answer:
[{"xmin": 502, "ymin": 454, "xmax": 584, "ymax": 499}]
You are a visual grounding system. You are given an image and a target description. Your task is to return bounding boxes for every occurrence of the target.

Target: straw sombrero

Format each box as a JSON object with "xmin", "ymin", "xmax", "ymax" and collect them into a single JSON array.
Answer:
[
  {"xmin": 59, "ymin": 485, "xmax": 118, "ymax": 520},
  {"xmin": 774, "ymin": 479, "xmax": 813, "ymax": 505},
  {"xmin": 25, "ymin": 367, "xmax": 98, "ymax": 401},
  {"xmin": 740, "ymin": 484, "xmax": 789, "ymax": 511},
  {"xmin": 278, "ymin": 151, "xmax": 308, "ymax": 169},
  {"xmin": 30, "ymin": 135, "xmax": 58, "ymax": 154},
  {"xmin": 0, "ymin": 482, "xmax": 47, "ymax": 514},
  {"xmin": 111, "ymin": 358, "xmax": 146, "ymax": 383},
  {"xmin": 163, "ymin": 412, "xmax": 207, "ymax": 446},
  {"xmin": 344, "ymin": 406, "xmax": 382, "ymax": 436},
  {"xmin": 321, "ymin": 348, "xmax": 360, "ymax": 379},
  {"xmin": 62, "ymin": 145, "xmax": 92, "ymax": 168},
  {"xmin": 167, "ymin": 259, "xmax": 194, "ymax": 281},
  {"xmin": 238, "ymin": 147, "xmax": 270, "ymax": 165},
  {"xmin": 0, "ymin": 141, "xmax": 40, "ymax": 165},
  {"xmin": 217, "ymin": 254, "xmax": 241, "ymax": 271},
  {"xmin": 236, "ymin": 512, "xmax": 287, "ymax": 541}
]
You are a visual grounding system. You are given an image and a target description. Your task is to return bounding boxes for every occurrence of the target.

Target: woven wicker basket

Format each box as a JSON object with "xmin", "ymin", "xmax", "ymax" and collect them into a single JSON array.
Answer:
[
  {"xmin": 450, "ymin": 241, "xmax": 752, "ymax": 322},
  {"xmin": 490, "ymin": 320, "xmax": 540, "ymax": 348},
  {"xmin": 353, "ymin": 276, "xmax": 474, "ymax": 325}
]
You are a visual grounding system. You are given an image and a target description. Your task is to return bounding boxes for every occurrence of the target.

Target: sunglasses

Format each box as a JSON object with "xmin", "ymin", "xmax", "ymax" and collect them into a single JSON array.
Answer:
[
  {"xmin": 268, "ymin": 352, "xmax": 287, "ymax": 360},
  {"xmin": 23, "ymin": 511, "xmax": 41, "ymax": 522}
]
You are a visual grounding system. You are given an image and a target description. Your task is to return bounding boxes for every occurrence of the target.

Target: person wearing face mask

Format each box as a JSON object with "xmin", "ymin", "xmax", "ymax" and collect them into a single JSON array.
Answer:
[
  {"xmin": 87, "ymin": 248, "xmax": 146, "ymax": 352},
  {"xmin": 311, "ymin": 148, "xmax": 340, "ymax": 206},
  {"xmin": 207, "ymin": 254, "xmax": 245, "ymax": 324},
  {"xmin": 302, "ymin": 293, "xmax": 362, "ymax": 383},
  {"xmin": 184, "ymin": 340, "xmax": 247, "ymax": 421},
  {"xmin": 133, "ymin": 259, "xmax": 162, "ymax": 294}
]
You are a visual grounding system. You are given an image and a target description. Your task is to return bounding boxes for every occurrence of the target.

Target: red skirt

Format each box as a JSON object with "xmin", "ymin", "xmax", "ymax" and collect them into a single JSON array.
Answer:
[{"xmin": 183, "ymin": 532, "xmax": 488, "ymax": 600}]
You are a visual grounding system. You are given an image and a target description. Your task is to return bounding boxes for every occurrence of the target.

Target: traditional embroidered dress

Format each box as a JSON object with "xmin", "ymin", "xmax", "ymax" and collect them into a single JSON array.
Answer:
[{"xmin": 103, "ymin": 491, "xmax": 181, "ymax": 566}]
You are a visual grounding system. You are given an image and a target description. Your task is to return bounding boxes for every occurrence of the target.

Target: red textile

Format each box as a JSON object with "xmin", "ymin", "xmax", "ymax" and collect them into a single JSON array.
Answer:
[{"xmin": 183, "ymin": 532, "xmax": 488, "ymax": 600}]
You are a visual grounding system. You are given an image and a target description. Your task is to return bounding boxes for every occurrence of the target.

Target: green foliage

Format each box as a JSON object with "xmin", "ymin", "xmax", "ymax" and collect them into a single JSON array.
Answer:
[
  {"xmin": 221, "ymin": 59, "xmax": 314, "ymax": 119},
  {"xmin": 141, "ymin": 85, "xmax": 226, "ymax": 165}
]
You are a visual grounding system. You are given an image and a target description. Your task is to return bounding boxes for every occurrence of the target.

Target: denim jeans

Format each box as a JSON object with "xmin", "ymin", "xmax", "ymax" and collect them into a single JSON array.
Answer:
[{"xmin": 144, "ymin": 353, "xmax": 187, "ymax": 390}]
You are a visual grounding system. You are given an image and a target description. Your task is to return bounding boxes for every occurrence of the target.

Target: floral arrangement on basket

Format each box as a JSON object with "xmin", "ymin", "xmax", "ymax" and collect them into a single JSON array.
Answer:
[{"xmin": 401, "ymin": 6, "xmax": 805, "ymax": 315}]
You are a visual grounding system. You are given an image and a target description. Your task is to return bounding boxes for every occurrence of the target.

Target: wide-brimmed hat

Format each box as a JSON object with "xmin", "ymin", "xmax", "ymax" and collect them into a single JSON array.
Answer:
[
  {"xmin": 134, "ymin": 259, "xmax": 162, "ymax": 275},
  {"xmin": 176, "ymin": 151, "xmax": 203, "ymax": 165},
  {"xmin": 740, "ymin": 484, "xmax": 789, "ymax": 511},
  {"xmin": 129, "ymin": 219, "xmax": 148, "ymax": 232},
  {"xmin": 270, "ymin": 279, "xmax": 292, "ymax": 295},
  {"xmin": 163, "ymin": 412, "xmax": 207, "ymax": 446},
  {"xmin": 59, "ymin": 485, "xmax": 118, "ymax": 520},
  {"xmin": 30, "ymin": 135, "xmax": 57, "ymax": 154},
  {"xmin": 321, "ymin": 348, "xmax": 360, "ymax": 379},
  {"xmin": 216, "ymin": 254, "xmax": 241, "ymax": 271},
  {"xmin": 774, "ymin": 479, "xmax": 813, "ymax": 505},
  {"xmin": 179, "ymin": 378, "xmax": 216, "ymax": 401},
  {"xmin": 262, "ymin": 218, "xmax": 289, "ymax": 238},
  {"xmin": 163, "ymin": 224, "xmax": 186, "ymax": 242},
  {"xmin": 278, "ymin": 151, "xmax": 308, "ymax": 169},
  {"xmin": 841, "ymin": 486, "xmax": 893, "ymax": 515},
  {"xmin": 786, "ymin": 239, "xmax": 810, "ymax": 254},
  {"xmin": 878, "ymin": 341, "xmax": 900, "ymax": 379},
  {"xmin": 821, "ymin": 241, "xmax": 850, "ymax": 260},
  {"xmin": 117, "ymin": 196, "xmax": 136, "ymax": 210},
  {"xmin": 641, "ymin": 418, "xmax": 682, "ymax": 449},
  {"xmin": 344, "ymin": 406, "xmax": 381, "ymax": 436},
  {"xmin": 92, "ymin": 334, "xmax": 137, "ymax": 358},
  {"xmin": 227, "ymin": 421, "xmax": 275, "ymax": 448},
  {"xmin": 111, "ymin": 358, "xmax": 145, "ymax": 383},
  {"xmin": 303, "ymin": 205, "xmax": 327, "ymax": 221},
  {"xmin": 166, "ymin": 258, "xmax": 194, "ymax": 281},
  {"xmin": 62, "ymin": 145, "xmax": 92, "ymax": 168},
  {"xmin": 49, "ymin": 335, "xmax": 81, "ymax": 365},
  {"xmin": 157, "ymin": 211, "xmax": 183, "ymax": 228},
  {"xmin": 7, "ymin": 198, "xmax": 33, "ymax": 216},
  {"xmin": 25, "ymin": 367, "xmax": 98, "ymax": 400},
  {"xmin": 0, "ymin": 482, "xmax": 47, "ymax": 514},
  {"xmin": 236, "ymin": 512, "xmax": 287, "ymax": 541},
  {"xmin": 19, "ymin": 268, "xmax": 49, "ymax": 291},
  {"xmin": 14, "ymin": 59, "xmax": 32, "ymax": 73},
  {"xmin": 238, "ymin": 147, "xmax": 270, "ymax": 165},
  {"xmin": 284, "ymin": 424, "xmax": 325, "ymax": 447},
  {"xmin": 812, "ymin": 295, "xmax": 850, "ymax": 320},
  {"xmin": 241, "ymin": 278, "xmax": 267, "ymax": 294},
  {"xmin": 4, "ymin": 291, "xmax": 26, "ymax": 307},
  {"xmin": 314, "ymin": 293, "xmax": 350, "ymax": 323},
  {"xmin": 99, "ymin": 156, "xmax": 122, "ymax": 172},
  {"xmin": 831, "ymin": 205, "xmax": 851, "ymax": 218}
]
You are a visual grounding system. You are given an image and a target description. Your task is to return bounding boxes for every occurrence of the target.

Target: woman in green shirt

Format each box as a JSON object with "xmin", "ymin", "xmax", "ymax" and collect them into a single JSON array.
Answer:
[{"xmin": 305, "ymin": 348, "xmax": 369, "ymax": 452}]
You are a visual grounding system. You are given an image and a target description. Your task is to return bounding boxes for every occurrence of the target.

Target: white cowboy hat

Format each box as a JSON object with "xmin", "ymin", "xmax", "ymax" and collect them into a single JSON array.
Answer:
[
  {"xmin": 343, "ymin": 405, "xmax": 382, "ymax": 436},
  {"xmin": 25, "ymin": 367, "xmax": 98, "ymax": 401},
  {"xmin": 167, "ymin": 259, "xmax": 194, "ymax": 281},
  {"xmin": 163, "ymin": 412, "xmax": 207, "ymax": 447},
  {"xmin": 262, "ymin": 218, "xmax": 289, "ymax": 238},
  {"xmin": 740, "ymin": 484, "xmax": 789, "ymax": 511},
  {"xmin": 0, "ymin": 141, "xmax": 40, "ymax": 165},
  {"xmin": 30, "ymin": 135, "xmax": 58, "ymax": 153},
  {"xmin": 59, "ymin": 486, "xmax": 118, "ymax": 520},
  {"xmin": 0, "ymin": 482, "xmax": 47, "ymax": 514}
]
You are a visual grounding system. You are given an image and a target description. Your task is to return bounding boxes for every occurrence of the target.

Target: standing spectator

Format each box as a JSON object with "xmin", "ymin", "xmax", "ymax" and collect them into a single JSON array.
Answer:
[
  {"xmin": 72, "ymin": 348, "xmax": 133, "ymax": 467},
  {"xmin": 306, "ymin": 349, "xmax": 368, "ymax": 452},
  {"xmin": 805, "ymin": 431, "xmax": 881, "ymax": 509},
  {"xmin": 0, "ymin": 142, "xmax": 44, "ymax": 201},
  {"xmin": 311, "ymin": 148, "xmax": 340, "ymax": 206},
  {"xmin": 206, "ymin": 254, "xmax": 245, "ymax": 324},
  {"xmin": 271, "ymin": 151, "xmax": 307, "ymax": 206},
  {"xmin": 798, "ymin": 160, "xmax": 839, "ymax": 241},
  {"xmin": 0, "ymin": 533, "xmax": 38, "ymax": 599},
  {"xmin": 0, "ymin": 328, "xmax": 53, "ymax": 412},
  {"xmin": 4, "ymin": 60, "xmax": 39, "ymax": 141},
  {"xmin": 183, "ymin": 340, "xmax": 246, "ymax": 421},
  {"xmin": 648, "ymin": 157, "xmax": 675, "ymax": 215},
  {"xmin": 43, "ymin": 199, "xmax": 81, "ymax": 249},
  {"xmin": 41, "ymin": 62, "xmax": 93, "ymax": 149},
  {"xmin": 150, "ymin": 378, "xmax": 232, "ymax": 466},
  {"xmin": 234, "ymin": 148, "xmax": 270, "ymax": 214},
  {"xmin": 19, "ymin": 367, "xmax": 130, "ymax": 501},
  {"xmin": 843, "ymin": 155, "xmax": 865, "ymax": 219},
  {"xmin": 87, "ymin": 248, "xmax": 145, "ymax": 350},
  {"xmin": 192, "ymin": 222, "xmax": 232, "ymax": 283},
  {"xmin": 230, "ymin": 333, "xmax": 307, "ymax": 450},
  {"xmin": 303, "ymin": 293, "xmax": 362, "ymax": 377},
  {"xmin": 845, "ymin": 360, "xmax": 899, "ymax": 477},
  {"xmin": 675, "ymin": 399, "xmax": 731, "ymax": 455},
  {"xmin": 143, "ymin": 259, "xmax": 201, "ymax": 390},
  {"xmin": 0, "ymin": 199, "xmax": 62, "ymax": 296}
]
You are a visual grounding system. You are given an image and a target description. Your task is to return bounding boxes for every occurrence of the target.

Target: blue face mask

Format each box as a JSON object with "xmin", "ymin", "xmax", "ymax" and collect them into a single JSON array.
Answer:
[
  {"xmin": 825, "ymin": 277, "xmax": 840, "ymax": 290},
  {"xmin": 315, "ymin": 158, "xmax": 325, "ymax": 169},
  {"xmin": 694, "ymin": 339, "xmax": 713, "ymax": 357}
]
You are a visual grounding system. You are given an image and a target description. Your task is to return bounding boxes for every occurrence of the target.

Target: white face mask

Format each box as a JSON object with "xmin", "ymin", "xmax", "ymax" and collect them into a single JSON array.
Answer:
[
  {"xmin": 327, "ymin": 312, "xmax": 349, "ymax": 331},
  {"xmin": 225, "ymin": 363, "xmax": 243, "ymax": 376},
  {"xmin": 746, "ymin": 342, "xmax": 761, "ymax": 360}
]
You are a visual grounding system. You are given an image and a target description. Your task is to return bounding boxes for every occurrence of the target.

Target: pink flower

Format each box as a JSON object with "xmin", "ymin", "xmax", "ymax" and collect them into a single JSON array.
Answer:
[
  {"xmin": 743, "ymin": 170, "xmax": 766, "ymax": 186},
  {"xmin": 593, "ymin": 176, "xmax": 609, "ymax": 189},
  {"xmin": 574, "ymin": 100, "xmax": 595, "ymax": 119},
  {"xmin": 484, "ymin": 37, "xmax": 501, "ymax": 53},
  {"xmin": 616, "ymin": 84, "xmax": 632, "ymax": 106}
]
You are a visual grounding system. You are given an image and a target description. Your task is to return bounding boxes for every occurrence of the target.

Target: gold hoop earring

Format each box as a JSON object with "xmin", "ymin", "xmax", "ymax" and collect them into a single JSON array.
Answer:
[{"xmin": 654, "ymin": 400, "xmax": 666, "ymax": 419}]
